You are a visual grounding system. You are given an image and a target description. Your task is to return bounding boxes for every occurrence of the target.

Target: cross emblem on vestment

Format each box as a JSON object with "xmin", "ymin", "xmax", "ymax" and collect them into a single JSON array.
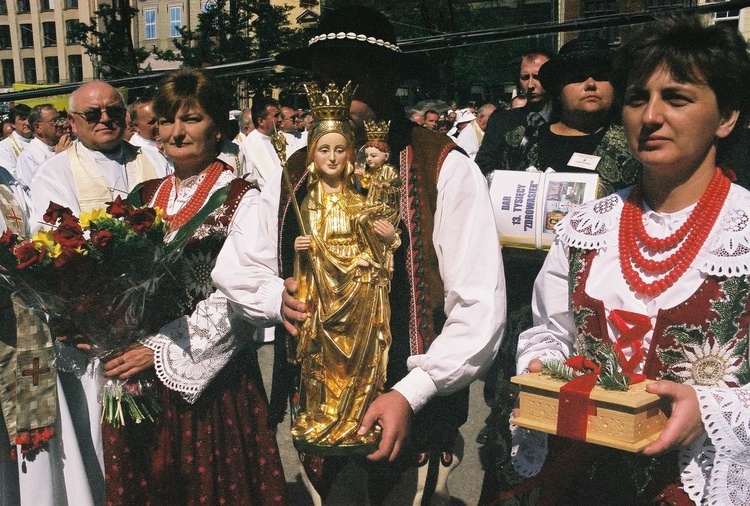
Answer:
[
  {"xmin": 22, "ymin": 358, "xmax": 50, "ymax": 386},
  {"xmin": 5, "ymin": 207, "xmax": 22, "ymax": 229}
]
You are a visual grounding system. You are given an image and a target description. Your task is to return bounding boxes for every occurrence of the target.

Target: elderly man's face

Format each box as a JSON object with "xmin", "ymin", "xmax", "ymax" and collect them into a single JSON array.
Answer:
[
  {"xmin": 69, "ymin": 82, "xmax": 126, "ymax": 152},
  {"xmin": 134, "ymin": 102, "xmax": 160, "ymax": 142},
  {"xmin": 34, "ymin": 107, "xmax": 64, "ymax": 145}
]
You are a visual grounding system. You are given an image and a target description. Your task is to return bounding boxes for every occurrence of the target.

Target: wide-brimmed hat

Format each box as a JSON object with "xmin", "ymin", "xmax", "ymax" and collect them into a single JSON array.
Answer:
[
  {"xmin": 276, "ymin": 6, "xmax": 406, "ymax": 70},
  {"xmin": 538, "ymin": 38, "xmax": 613, "ymax": 95}
]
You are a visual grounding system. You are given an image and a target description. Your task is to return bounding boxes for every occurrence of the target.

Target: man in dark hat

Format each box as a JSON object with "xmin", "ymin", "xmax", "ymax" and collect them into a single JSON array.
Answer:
[
  {"xmin": 475, "ymin": 49, "xmax": 554, "ymax": 175},
  {"xmin": 213, "ymin": 5, "xmax": 505, "ymax": 504}
]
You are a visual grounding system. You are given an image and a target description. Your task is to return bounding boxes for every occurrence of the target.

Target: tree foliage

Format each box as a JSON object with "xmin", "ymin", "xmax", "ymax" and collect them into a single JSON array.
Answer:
[
  {"xmin": 155, "ymin": 0, "xmax": 307, "ymax": 95},
  {"xmin": 69, "ymin": 4, "xmax": 149, "ymax": 80}
]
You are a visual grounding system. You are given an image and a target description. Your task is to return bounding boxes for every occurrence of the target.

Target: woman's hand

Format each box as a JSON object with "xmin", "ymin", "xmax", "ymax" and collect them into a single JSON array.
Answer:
[
  {"xmin": 373, "ymin": 220, "xmax": 396, "ymax": 246},
  {"xmin": 295, "ymin": 235, "xmax": 312, "ymax": 252},
  {"xmin": 102, "ymin": 343, "xmax": 155, "ymax": 380},
  {"xmin": 642, "ymin": 380, "xmax": 705, "ymax": 456}
]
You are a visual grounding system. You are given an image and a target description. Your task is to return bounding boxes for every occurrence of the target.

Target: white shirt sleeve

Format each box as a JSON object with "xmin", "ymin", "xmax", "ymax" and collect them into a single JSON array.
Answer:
[
  {"xmin": 515, "ymin": 238, "xmax": 577, "ymax": 375},
  {"xmin": 391, "ymin": 150, "xmax": 506, "ymax": 412},
  {"xmin": 212, "ymin": 166, "xmax": 285, "ymax": 327}
]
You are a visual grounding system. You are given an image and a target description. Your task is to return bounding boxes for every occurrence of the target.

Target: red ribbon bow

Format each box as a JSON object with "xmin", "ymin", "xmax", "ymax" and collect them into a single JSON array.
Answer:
[{"xmin": 556, "ymin": 310, "xmax": 651, "ymax": 441}]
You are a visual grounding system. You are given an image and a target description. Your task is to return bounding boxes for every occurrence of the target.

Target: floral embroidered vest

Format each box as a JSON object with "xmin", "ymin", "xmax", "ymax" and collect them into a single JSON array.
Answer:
[
  {"xmin": 570, "ymin": 247, "xmax": 750, "ymax": 387},
  {"xmin": 140, "ymin": 174, "xmax": 256, "ymax": 317}
]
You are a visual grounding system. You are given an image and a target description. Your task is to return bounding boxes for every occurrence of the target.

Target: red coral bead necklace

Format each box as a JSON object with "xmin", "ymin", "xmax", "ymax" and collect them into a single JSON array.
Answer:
[
  {"xmin": 618, "ymin": 167, "xmax": 730, "ymax": 297},
  {"xmin": 153, "ymin": 160, "xmax": 225, "ymax": 231}
]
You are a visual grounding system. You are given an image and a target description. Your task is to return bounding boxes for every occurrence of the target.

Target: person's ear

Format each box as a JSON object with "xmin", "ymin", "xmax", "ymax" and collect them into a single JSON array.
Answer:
[{"xmin": 716, "ymin": 109, "xmax": 740, "ymax": 139}]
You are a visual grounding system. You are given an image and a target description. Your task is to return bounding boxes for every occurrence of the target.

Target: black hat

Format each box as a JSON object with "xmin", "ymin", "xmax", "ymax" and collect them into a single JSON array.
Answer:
[
  {"xmin": 538, "ymin": 38, "xmax": 613, "ymax": 95},
  {"xmin": 276, "ymin": 6, "xmax": 405, "ymax": 69}
]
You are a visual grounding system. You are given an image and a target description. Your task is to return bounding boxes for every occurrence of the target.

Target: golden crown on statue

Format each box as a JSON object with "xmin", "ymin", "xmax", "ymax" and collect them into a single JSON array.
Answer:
[
  {"xmin": 364, "ymin": 120, "xmax": 390, "ymax": 142},
  {"xmin": 305, "ymin": 81, "xmax": 356, "ymax": 122}
]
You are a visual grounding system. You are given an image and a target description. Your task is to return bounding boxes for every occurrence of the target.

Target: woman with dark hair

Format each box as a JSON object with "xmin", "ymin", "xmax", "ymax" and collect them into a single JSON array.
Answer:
[
  {"xmin": 507, "ymin": 17, "xmax": 750, "ymax": 504},
  {"xmin": 101, "ymin": 69, "xmax": 288, "ymax": 504}
]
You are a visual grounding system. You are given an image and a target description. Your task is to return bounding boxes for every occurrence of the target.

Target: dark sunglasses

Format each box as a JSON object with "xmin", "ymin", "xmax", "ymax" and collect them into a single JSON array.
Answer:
[{"xmin": 71, "ymin": 105, "xmax": 126, "ymax": 123}]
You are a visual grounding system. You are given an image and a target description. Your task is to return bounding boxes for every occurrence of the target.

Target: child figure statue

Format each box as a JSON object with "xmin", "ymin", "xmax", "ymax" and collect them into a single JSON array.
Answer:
[{"xmin": 291, "ymin": 82, "xmax": 400, "ymax": 453}]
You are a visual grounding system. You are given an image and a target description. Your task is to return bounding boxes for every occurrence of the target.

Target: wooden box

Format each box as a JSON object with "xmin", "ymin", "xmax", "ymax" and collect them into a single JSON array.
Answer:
[{"xmin": 511, "ymin": 373, "xmax": 666, "ymax": 452}]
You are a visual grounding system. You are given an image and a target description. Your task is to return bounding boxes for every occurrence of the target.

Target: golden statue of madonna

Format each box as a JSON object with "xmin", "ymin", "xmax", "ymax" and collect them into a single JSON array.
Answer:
[{"xmin": 290, "ymin": 82, "xmax": 401, "ymax": 454}]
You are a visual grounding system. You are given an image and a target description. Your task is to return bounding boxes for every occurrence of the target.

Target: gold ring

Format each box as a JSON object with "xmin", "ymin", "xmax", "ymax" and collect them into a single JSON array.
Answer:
[{"xmin": 118, "ymin": 356, "xmax": 125, "ymax": 366}]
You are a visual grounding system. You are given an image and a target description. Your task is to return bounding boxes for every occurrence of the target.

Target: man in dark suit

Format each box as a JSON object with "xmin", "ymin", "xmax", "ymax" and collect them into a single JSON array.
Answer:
[{"xmin": 475, "ymin": 49, "xmax": 554, "ymax": 175}]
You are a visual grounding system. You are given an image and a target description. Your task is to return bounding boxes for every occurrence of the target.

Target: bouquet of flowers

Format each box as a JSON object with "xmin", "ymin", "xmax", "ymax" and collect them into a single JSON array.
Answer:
[{"xmin": 0, "ymin": 198, "xmax": 186, "ymax": 427}]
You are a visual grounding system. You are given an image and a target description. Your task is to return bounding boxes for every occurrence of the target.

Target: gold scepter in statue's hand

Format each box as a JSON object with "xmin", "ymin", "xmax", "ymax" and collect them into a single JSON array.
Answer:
[{"xmin": 270, "ymin": 125, "xmax": 314, "ymax": 364}]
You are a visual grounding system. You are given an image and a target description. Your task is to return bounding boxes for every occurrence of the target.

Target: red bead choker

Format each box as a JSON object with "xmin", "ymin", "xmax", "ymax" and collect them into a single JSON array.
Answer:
[
  {"xmin": 618, "ymin": 168, "xmax": 730, "ymax": 297},
  {"xmin": 154, "ymin": 161, "xmax": 226, "ymax": 231}
]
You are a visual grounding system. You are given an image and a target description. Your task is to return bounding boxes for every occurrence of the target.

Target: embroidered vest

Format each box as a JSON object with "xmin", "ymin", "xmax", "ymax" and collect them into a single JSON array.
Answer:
[
  {"xmin": 570, "ymin": 248, "xmax": 750, "ymax": 386},
  {"xmin": 140, "ymin": 172, "xmax": 257, "ymax": 318}
]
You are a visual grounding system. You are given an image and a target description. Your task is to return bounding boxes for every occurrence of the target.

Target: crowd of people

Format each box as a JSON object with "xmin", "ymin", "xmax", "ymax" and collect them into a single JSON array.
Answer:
[{"xmin": 0, "ymin": 5, "xmax": 746, "ymax": 506}]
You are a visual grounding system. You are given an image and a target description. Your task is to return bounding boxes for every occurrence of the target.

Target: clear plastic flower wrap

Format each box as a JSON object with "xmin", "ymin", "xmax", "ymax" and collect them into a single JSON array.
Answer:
[{"xmin": 0, "ymin": 198, "xmax": 191, "ymax": 426}]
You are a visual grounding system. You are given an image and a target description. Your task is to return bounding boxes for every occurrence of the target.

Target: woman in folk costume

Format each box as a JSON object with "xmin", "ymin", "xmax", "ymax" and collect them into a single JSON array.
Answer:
[
  {"xmin": 291, "ymin": 81, "xmax": 400, "ymax": 449},
  {"xmin": 101, "ymin": 69, "xmax": 287, "ymax": 505},
  {"xmin": 504, "ymin": 17, "xmax": 750, "ymax": 505}
]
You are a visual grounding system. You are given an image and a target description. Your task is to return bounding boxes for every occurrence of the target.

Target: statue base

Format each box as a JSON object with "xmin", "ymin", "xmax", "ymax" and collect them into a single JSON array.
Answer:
[{"xmin": 292, "ymin": 438, "xmax": 380, "ymax": 457}]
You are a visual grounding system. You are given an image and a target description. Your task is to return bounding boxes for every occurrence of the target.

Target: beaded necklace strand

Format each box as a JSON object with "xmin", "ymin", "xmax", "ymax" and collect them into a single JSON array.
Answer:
[
  {"xmin": 619, "ymin": 168, "xmax": 730, "ymax": 297},
  {"xmin": 153, "ymin": 160, "xmax": 226, "ymax": 231}
]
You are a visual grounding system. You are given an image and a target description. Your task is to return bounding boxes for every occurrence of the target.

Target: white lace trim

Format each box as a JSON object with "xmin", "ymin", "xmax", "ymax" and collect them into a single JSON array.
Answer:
[
  {"xmin": 511, "ymin": 423, "xmax": 548, "ymax": 478},
  {"xmin": 141, "ymin": 295, "xmax": 247, "ymax": 404},
  {"xmin": 685, "ymin": 385, "xmax": 750, "ymax": 505},
  {"xmin": 556, "ymin": 185, "xmax": 750, "ymax": 277}
]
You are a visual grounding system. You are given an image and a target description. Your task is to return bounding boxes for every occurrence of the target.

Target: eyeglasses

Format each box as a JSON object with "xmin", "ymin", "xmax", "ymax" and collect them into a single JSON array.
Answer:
[
  {"xmin": 71, "ymin": 105, "xmax": 126, "ymax": 123},
  {"xmin": 36, "ymin": 117, "xmax": 66, "ymax": 126}
]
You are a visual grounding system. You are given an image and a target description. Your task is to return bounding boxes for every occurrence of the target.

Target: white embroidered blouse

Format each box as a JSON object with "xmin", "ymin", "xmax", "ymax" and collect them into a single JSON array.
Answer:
[
  {"xmin": 513, "ymin": 184, "xmax": 750, "ymax": 505},
  {"xmin": 140, "ymin": 169, "xmax": 258, "ymax": 404}
]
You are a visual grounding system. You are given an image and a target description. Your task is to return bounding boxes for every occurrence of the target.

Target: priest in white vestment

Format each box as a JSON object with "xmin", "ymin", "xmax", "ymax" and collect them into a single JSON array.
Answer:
[
  {"xmin": 0, "ymin": 104, "xmax": 33, "ymax": 179},
  {"xmin": 16, "ymin": 104, "xmax": 72, "ymax": 188}
]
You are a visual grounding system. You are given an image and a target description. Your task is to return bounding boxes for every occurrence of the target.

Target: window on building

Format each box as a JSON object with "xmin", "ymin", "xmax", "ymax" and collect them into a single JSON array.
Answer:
[
  {"xmin": 64, "ymin": 0, "xmax": 77, "ymax": 9},
  {"xmin": 68, "ymin": 54, "xmax": 82, "ymax": 82},
  {"xmin": 0, "ymin": 25, "xmax": 10, "ymax": 49},
  {"xmin": 1, "ymin": 59, "xmax": 14, "ymax": 86},
  {"xmin": 45, "ymin": 56, "xmax": 59, "ymax": 83},
  {"xmin": 715, "ymin": 9, "xmax": 740, "ymax": 31},
  {"xmin": 581, "ymin": 0, "xmax": 620, "ymax": 44},
  {"xmin": 646, "ymin": 0, "xmax": 688, "ymax": 6},
  {"xmin": 23, "ymin": 58, "xmax": 36, "ymax": 84},
  {"xmin": 20, "ymin": 24, "xmax": 33, "ymax": 48},
  {"xmin": 43, "ymin": 22, "xmax": 57, "ymax": 46},
  {"xmin": 0, "ymin": 0, "xmax": 8, "ymax": 15},
  {"xmin": 169, "ymin": 5, "xmax": 182, "ymax": 37},
  {"xmin": 144, "ymin": 8, "xmax": 156, "ymax": 39},
  {"xmin": 65, "ymin": 19, "xmax": 79, "ymax": 44},
  {"xmin": 41, "ymin": 0, "xmax": 54, "ymax": 10},
  {"xmin": 16, "ymin": 0, "xmax": 29, "ymax": 13}
]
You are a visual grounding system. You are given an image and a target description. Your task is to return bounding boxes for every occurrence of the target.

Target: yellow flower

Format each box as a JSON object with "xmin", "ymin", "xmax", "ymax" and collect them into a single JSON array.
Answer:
[
  {"xmin": 153, "ymin": 206, "xmax": 165, "ymax": 227},
  {"xmin": 31, "ymin": 230, "xmax": 57, "ymax": 251},
  {"xmin": 47, "ymin": 242, "xmax": 63, "ymax": 259},
  {"xmin": 80, "ymin": 208, "xmax": 108, "ymax": 228}
]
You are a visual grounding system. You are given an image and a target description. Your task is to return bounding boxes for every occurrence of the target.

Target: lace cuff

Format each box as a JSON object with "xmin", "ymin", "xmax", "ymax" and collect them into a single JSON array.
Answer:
[
  {"xmin": 141, "ymin": 295, "xmax": 242, "ymax": 404},
  {"xmin": 690, "ymin": 385, "xmax": 750, "ymax": 505}
]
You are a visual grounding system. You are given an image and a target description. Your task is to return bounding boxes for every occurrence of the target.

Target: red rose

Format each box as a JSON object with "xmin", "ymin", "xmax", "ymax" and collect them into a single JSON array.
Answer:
[
  {"xmin": 127, "ymin": 208, "xmax": 157, "ymax": 233},
  {"xmin": 14, "ymin": 243, "xmax": 45, "ymax": 269},
  {"xmin": 53, "ymin": 247, "xmax": 81, "ymax": 268},
  {"xmin": 90, "ymin": 229, "xmax": 114, "ymax": 249},
  {"xmin": 106, "ymin": 196, "xmax": 131, "ymax": 219},
  {"xmin": 43, "ymin": 203, "xmax": 75, "ymax": 225},
  {"xmin": 0, "ymin": 228, "xmax": 17, "ymax": 248},
  {"xmin": 53, "ymin": 219, "xmax": 86, "ymax": 248}
]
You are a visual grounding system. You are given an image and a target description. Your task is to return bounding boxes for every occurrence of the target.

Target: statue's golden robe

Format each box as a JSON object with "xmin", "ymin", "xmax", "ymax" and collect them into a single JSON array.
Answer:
[{"xmin": 292, "ymin": 177, "xmax": 398, "ymax": 447}]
